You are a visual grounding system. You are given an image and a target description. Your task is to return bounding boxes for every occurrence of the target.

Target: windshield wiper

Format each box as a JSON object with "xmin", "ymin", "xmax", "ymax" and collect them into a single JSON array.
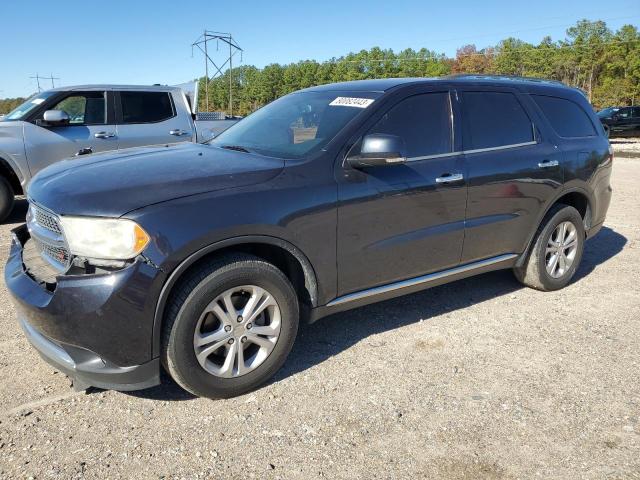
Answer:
[{"xmin": 220, "ymin": 144, "xmax": 252, "ymax": 153}]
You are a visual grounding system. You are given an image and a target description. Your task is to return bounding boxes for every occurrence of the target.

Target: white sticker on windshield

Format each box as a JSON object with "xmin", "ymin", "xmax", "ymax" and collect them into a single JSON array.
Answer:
[
  {"xmin": 32, "ymin": 98, "xmax": 45, "ymax": 105},
  {"xmin": 329, "ymin": 97, "xmax": 374, "ymax": 108}
]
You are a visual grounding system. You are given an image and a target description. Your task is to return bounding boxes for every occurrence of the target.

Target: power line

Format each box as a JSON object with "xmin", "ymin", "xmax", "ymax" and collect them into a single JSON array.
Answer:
[
  {"xmin": 192, "ymin": 30, "xmax": 243, "ymax": 115},
  {"xmin": 29, "ymin": 73, "xmax": 60, "ymax": 91}
]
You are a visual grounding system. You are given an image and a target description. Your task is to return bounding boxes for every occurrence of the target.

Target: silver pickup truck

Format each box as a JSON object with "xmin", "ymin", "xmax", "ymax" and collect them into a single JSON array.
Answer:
[{"xmin": 0, "ymin": 84, "xmax": 237, "ymax": 221}]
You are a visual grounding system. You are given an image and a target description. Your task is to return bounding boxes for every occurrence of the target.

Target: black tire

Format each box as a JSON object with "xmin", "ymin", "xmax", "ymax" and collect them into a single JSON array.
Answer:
[
  {"xmin": 514, "ymin": 204, "xmax": 585, "ymax": 291},
  {"xmin": 0, "ymin": 176, "xmax": 15, "ymax": 223},
  {"xmin": 162, "ymin": 253, "xmax": 299, "ymax": 399}
]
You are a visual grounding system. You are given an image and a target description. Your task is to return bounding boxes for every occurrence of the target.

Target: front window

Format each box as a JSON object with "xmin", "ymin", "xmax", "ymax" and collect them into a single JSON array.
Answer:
[
  {"xmin": 209, "ymin": 91, "xmax": 381, "ymax": 159},
  {"xmin": 3, "ymin": 91, "xmax": 56, "ymax": 121},
  {"xmin": 51, "ymin": 92, "xmax": 106, "ymax": 125}
]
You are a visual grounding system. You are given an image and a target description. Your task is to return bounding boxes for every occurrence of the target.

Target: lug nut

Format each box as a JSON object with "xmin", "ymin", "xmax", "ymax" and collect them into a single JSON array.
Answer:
[
  {"xmin": 224, "ymin": 325, "xmax": 232, "ymax": 332},
  {"xmin": 237, "ymin": 315, "xmax": 243, "ymax": 323},
  {"xmin": 246, "ymin": 323, "xmax": 252, "ymax": 330},
  {"xmin": 227, "ymin": 338, "xmax": 235, "ymax": 345},
  {"xmin": 241, "ymin": 336, "xmax": 247, "ymax": 343}
]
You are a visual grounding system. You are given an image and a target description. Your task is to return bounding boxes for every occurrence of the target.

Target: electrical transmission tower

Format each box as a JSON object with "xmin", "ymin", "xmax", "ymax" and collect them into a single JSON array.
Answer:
[
  {"xmin": 192, "ymin": 31, "xmax": 243, "ymax": 116},
  {"xmin": 29, "ymin": 73, "xmax": 60, "ymax": 92}
]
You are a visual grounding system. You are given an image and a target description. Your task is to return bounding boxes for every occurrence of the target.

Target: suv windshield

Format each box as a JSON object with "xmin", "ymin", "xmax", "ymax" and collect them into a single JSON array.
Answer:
[
  {"xmin": 597, "ymin": 107, "xmax": 619, "ymax": 118},
  {"xmin": 208, "ymin": 91, "xmax": 380, "ymax": 159},
  {"xmin": 3, "ymin": 91, "xmax": 56, "ymax": 121}
]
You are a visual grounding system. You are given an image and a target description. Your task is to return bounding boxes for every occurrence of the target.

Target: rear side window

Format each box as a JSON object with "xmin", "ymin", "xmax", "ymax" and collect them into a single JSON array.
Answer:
[
  {"xmin": 119, "ymin": 91, "xmax": 175, "ymax": 124},
  {"xmin": 368, "ymin": 92, "xmax": 452, "ymax": 158},
  {"xmin": 531, "ymin": 95, "xmax": 596, "ymax": 138},
  {"xmin": 461, "ymin": 91, "xmax": 534, "ymax": 150}
]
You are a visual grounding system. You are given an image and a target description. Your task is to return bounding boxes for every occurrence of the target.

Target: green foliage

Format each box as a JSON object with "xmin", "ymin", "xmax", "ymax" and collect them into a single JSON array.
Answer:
[{"xmin": 0, "ymin": 97, "xmax": 26, "ymax": 115}]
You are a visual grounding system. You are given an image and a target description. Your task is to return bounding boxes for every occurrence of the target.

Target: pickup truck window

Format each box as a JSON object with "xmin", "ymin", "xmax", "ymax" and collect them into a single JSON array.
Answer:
[
  {"xmin": 120, "ymin": 91, "xmax": 175, "ymax": 124},
  {"xmin": 367, "ymin": 92, "xmax": 452, "ymax": 158},
  {"xmin": 209, "ymin": 91, "xmax": 381, "ymax": 159},
  {"xmin": 3, "ymin": 91, "xmax": 56, "ymax": 121},
  {"xmin": 532, "ymin": 95, "xmax": 596, "ymax": 138},
  {"xmin": 52, "ymin": 92, "xmax": 106, "ymax": 125},
  {"xmin": 461, "ymin": 91, "xmax": 534, "ymax": 150}
]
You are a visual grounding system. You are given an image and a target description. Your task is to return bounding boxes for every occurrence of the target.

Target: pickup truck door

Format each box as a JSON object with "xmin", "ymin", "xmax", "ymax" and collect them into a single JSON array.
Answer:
[
  {"xmin": 336, "ymin": 89, "xmax": 467, "ymax": 296},
  {"xmin": 458, "ymin": 88, "xmax": 563, "ymax": 263},
  {"xmin": 23, "ymin": 90, "xmax": 118, "ymax": 176},
  {"xmin": 114, "ymin": 90, "xmax": 194, "ymax": 149},
  {"xmin": 610, "ymin": 107, "xmax": 640, "ymax": 137}
]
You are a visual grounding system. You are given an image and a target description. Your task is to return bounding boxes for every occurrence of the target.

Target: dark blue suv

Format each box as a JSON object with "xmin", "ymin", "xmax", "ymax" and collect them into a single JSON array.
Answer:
[{"xmin": 5, "ymin": 76, "xmax": 613, "ymax": 398}]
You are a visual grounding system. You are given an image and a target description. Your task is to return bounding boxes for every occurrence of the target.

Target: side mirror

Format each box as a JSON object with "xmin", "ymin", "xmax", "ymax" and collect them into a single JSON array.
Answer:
[
  {"xmin": 42, "ymin": 110, "xmax": 70, "ymax": 126},
  {"xmin": 346, "ymin": 133, "xmax": 407, "ymax": 169}
]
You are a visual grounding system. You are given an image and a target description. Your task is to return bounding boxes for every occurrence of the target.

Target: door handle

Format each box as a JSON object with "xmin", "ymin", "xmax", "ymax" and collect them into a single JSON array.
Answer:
[
  {"xmin": 94, "ymin": 131, "xmax": 116, "ymax": 139},
  {"xmin": 169, "ymin": 129, "xmax": 191, "ymax": 136},
  {"xmin": 538, "ymin": 160, "xmax": 559, "ymax": 168},
  {"xmin": 435, "ymin": 173, "xmax": 464, "ymax": 183},
  {"xmin": 75, "ymin": 147, "xmax": 93, "ymax": 156}
]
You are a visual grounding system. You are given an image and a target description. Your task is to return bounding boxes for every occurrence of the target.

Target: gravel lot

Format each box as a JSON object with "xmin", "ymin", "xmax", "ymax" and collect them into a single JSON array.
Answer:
[{"xmin": 0, "ymin": 150, "xmax": 639, "ymax": 479}]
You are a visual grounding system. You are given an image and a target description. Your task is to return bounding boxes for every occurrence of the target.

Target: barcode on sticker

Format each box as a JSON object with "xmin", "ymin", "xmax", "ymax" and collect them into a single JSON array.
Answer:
[{"xmin": 329, "ymin": 97, "xmax": 374, "ymax": 108}]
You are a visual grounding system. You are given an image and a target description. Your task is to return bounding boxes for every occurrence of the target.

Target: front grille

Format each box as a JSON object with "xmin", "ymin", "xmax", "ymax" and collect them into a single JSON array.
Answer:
[
  {"xmin": 33, "ymin": 206, "xmax": 62, "ymax": 234},
  {"xmin": 26, "ymin": 202, "xmax": 71, "ymax": 273}
]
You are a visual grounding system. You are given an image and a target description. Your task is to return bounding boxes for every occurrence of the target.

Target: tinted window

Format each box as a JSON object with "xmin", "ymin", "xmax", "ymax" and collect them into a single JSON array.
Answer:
[
  {"xmin": 52, "ymin": 92, "xmax": 106, "ymax": 125},
  {"xmin": 532, "ymin": 95, "xmax": 596, "ymax": 137},
  {"xmin": 120, "ymin": 91, "xmax": 174, "ymax": 124},
  {"xmin": 368, "ymin": 92, "xmax": 452, "ymax": 158},
  {"xmin": 462, "ymin": 91, "xmax": 534, "ymax": 150}
]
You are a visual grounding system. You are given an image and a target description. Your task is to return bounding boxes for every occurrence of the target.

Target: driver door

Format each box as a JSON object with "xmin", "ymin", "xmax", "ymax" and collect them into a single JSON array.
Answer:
[{"xmin": 24, "ymin": 90, "xmax": 118, "ymax": 176}]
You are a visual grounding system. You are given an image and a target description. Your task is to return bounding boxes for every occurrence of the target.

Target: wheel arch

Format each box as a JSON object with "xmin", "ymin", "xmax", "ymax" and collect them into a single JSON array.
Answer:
[
  {"xmin": 516, "ymin": 187, "xmax": 593, "ymax": 267},
  {"xmin": 151, "ymin": 235, "xmax": 319, "ymax": 358}
]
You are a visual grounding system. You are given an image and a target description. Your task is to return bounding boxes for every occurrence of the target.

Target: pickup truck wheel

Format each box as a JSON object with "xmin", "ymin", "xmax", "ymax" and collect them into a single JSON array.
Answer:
[
  {"xmin": 162, "ymin": 253, "xmax": 299, "ymax": 399},
  {"xmin": 514, "ymin": 204, "xmax": 584, "ymax": 291},
  {"xmin": 0, "ymin": 177, "xmax": 15, "ymax": 223}
]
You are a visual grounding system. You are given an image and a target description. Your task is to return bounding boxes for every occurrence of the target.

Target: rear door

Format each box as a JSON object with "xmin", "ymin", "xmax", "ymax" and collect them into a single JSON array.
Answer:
[
  {"xmin": 23, "ymin": 90, "xmax": 118, "ymax": 176},
  {"xmin": 336, "ymin": 87, "xmax": 467, "ymax": 295},
  {"xmin": 459, "ymin": 88, "xmax": 563, "ymax": 263},
  {"xmin": 114, "ymin": 90, "xmax": 194, "ymax": 149}
]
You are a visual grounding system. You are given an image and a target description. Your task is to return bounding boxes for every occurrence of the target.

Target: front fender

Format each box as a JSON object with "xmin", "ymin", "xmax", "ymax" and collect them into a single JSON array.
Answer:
[{"xmin": 0, "ymin": 121, "xmax": 30, "ymax": 186}]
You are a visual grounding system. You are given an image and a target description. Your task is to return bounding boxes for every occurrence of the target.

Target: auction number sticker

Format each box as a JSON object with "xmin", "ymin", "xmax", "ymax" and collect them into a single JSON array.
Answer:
[{"xmin": 329, "ymin": 97, "xmax": 375, "ymax": 108}]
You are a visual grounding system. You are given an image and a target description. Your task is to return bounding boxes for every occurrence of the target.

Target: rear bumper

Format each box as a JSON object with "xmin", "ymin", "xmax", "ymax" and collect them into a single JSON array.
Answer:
[{"xmin": 5, "ymin": 224, "xmax": 161, "ymax": 391}]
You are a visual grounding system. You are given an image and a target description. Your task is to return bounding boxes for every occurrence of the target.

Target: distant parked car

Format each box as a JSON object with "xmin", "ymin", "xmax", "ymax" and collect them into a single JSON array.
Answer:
[
  {"xmin": 0, "ymin": 84, "xmax": 238, "ymax": 221},
  {"xmin": 599, "ymin": 106, "xmax": 640, "ymax": 138}
]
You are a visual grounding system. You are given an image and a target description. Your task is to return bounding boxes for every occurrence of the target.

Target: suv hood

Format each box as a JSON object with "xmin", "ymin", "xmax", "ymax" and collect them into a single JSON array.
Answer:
[{"xmin": 28, "ymin": 143, "xmax": 284, "ymax": 217}]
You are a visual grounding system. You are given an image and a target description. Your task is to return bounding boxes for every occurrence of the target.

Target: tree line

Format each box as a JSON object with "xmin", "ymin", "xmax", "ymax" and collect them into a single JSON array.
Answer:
[
  {"xmin": 1, "ymin": 19, "xmax": 638, "ymax": 116},
  {"xmin": 197, "ymin": 19, "xmax": 639, "ymax": 115}
]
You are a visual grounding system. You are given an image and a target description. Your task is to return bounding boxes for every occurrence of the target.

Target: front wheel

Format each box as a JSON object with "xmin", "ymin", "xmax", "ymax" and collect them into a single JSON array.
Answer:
[
  {"xmin": 162, "ymin": 254, "xmax": 299, "ymax": 399},
  {"xmin": 0, "ymin": 177, "xmax": 15, "ymax": 223},
  {"xmin": 514, "ymin": 204, "xmax": 585, "ymax": 291}
]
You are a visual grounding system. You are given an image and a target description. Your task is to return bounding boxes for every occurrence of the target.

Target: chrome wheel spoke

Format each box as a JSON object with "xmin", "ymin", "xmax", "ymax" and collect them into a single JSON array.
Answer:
[
  {"xmin": 195, "ymin": 338, "xmax": 230, "ymax": 365},
  {"xmin": 219, "ymin": 342, "xmax": 237, "ymax": 378},
  {"xmin": 194, "ymin": 328, "xmax": 229, "ymax": 348},
  {"xmin": 242, "ymin": 287, "xmax": 277, "ymax": 324},
  {"xmin": 246, "ymin": 332, "xmax": 276, "ymax": 352},
  {"xmin": 546, "ymin": 221, "xmax": 579, "ymax": 279}
]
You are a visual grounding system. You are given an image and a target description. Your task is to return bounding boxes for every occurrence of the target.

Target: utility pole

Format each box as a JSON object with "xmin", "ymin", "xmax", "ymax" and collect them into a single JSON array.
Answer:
[
  {"xmin": 192, "ymin": 31, "xmax": 242, "ymax": 116},
  {"xmin": 29, "ymin": 73, "xmax": 60, "ymax": 92}
]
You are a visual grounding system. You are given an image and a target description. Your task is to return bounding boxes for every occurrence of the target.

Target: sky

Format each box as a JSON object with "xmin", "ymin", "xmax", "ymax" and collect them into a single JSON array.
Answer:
[{"xmin": 1, "ymin": 0, "xmax": 638, "ymax": 98}]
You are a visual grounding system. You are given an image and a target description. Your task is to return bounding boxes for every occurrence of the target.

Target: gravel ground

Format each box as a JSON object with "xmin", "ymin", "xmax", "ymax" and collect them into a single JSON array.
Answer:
[{"xmin": 0, "ymin": 156, "xmax": 639, "ymax": 479}]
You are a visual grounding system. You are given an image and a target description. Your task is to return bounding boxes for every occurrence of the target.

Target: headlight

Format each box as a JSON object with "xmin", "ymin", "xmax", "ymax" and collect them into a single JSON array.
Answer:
[{"xmin": 58, "ymin": 216, "xmax": 150, "ymax": 260}]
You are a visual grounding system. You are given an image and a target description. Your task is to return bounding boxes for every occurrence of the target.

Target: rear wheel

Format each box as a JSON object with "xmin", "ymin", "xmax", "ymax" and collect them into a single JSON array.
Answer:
[
  {"xmin": 0, "ymin": 176, "xmax": 15, "ymax": 223},
  {"xmin": 514, "ymin": 204, "xmax": 585, "ymax": 291},
  {"xmin": 162, "ymin": 254, "xmax": 299, "ymax": 399}
]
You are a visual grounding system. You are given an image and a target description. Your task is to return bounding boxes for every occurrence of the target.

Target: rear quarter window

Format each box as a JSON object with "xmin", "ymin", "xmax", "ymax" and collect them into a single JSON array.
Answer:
[{"xmin": 531, "ymin": 95, "xmax": 596, "ymax": 138}]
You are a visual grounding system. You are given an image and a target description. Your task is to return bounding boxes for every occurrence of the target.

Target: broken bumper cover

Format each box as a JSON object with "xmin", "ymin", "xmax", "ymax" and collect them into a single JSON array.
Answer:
[
  {"xmin": 5, "ymin": 225, "xmax": 161, "ymax": 391},
  {"xmin": 20, "ymin": 318, "xmax": 159, "ymax": 391}
]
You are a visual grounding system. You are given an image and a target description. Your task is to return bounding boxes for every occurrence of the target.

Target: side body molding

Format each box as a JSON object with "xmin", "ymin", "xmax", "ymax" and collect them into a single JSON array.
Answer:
[{"xmin": 151, "ymin": 235, "xmax": 319, "ymax": 357}]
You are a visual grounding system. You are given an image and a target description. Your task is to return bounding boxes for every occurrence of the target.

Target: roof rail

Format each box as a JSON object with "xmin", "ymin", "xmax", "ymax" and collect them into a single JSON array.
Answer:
[{"xmin": 448, "ymin": 74, "xmax": 566, "ymax": 86}]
